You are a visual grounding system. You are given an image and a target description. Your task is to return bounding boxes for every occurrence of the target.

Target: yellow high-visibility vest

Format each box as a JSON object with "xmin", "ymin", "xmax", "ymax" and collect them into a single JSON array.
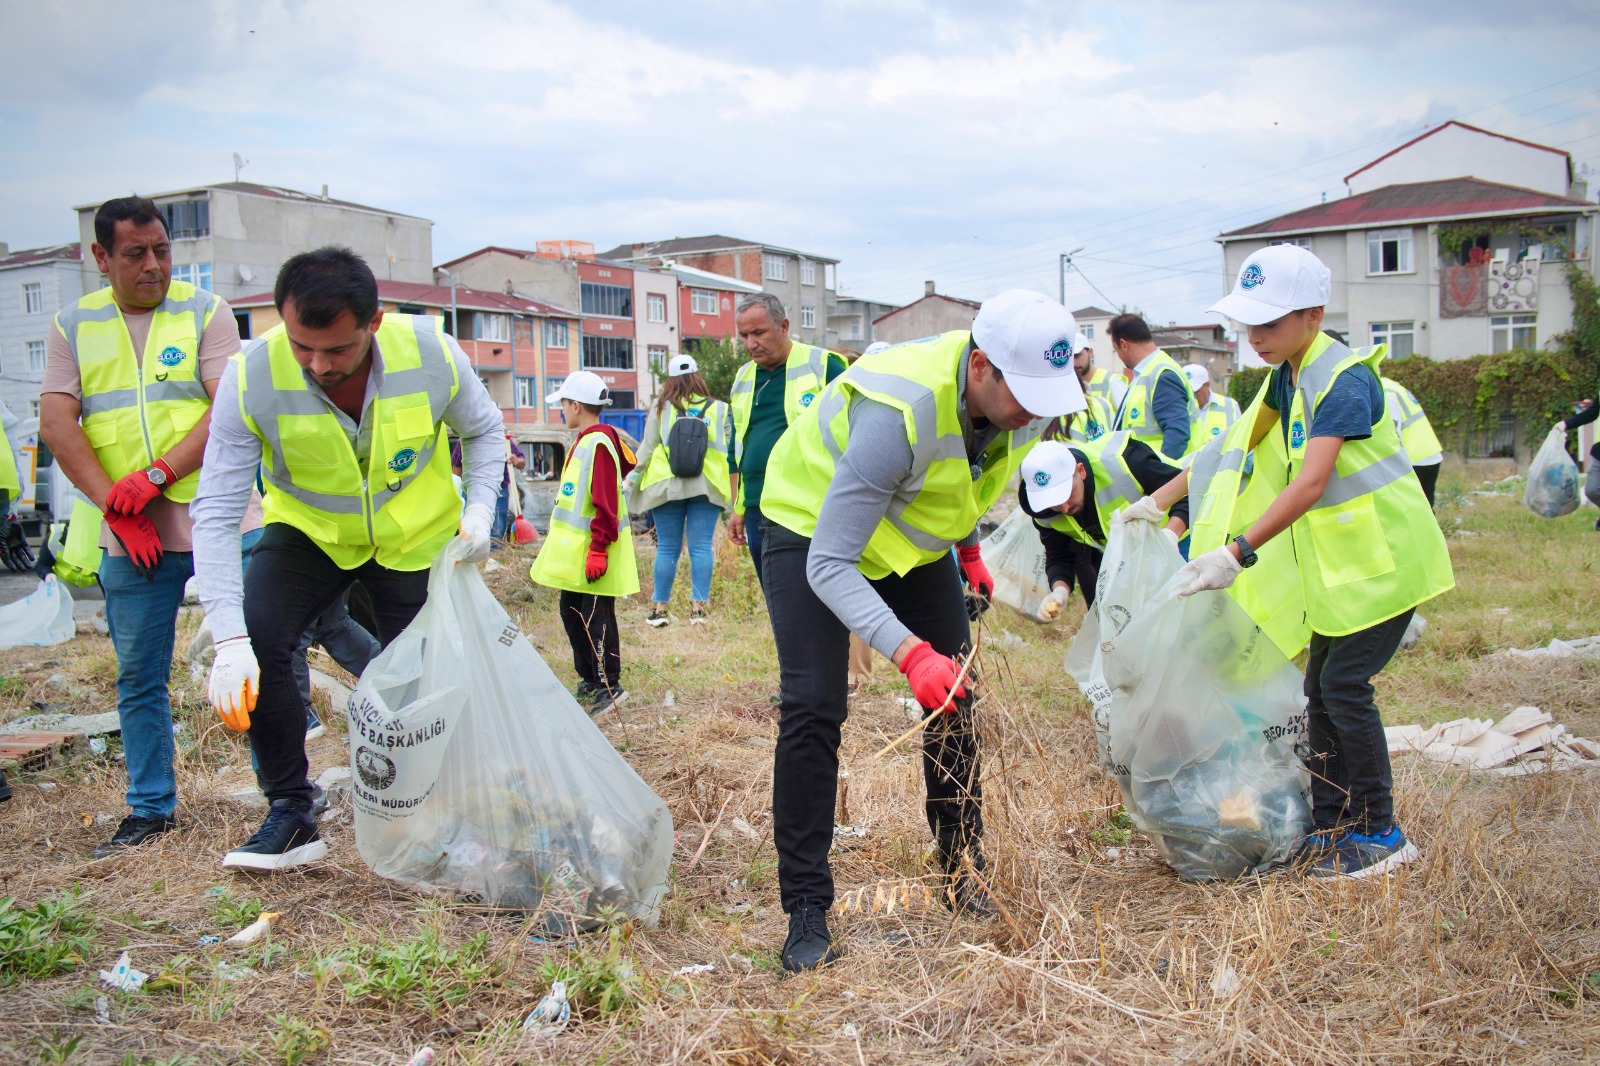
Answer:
[
  {"xmin": 728, "ymin": 343, "xmax": 838, "ymax": 466},
  {"xmin": 1067, "ymin": 392, "xmax": 1116, "ymax": 445},
  {"xmin": 529, "ymin": 430, "xmax": 639, "ymax": 596},
  {"xmin": 1085, "ymin": 366, "xmax": 1127, "ymax": 410},
  {"xmin": 638, "ymin": 395, "xmax": 733, "ymax": 506},
  {"xmin": 1114, "ymin": 349, "xmax": 1199, "ymax": 464},
  {"xmin": 1195, "ymin": 394, "xmax": 1242, "ymax": 443},
  {"xmin": 1381, "ymin": 377, "xmax": 1443, "ymax": 464},
  {"xmin": 1034, "ymin": 431, "xmax": 1143, "ymax": 548}
]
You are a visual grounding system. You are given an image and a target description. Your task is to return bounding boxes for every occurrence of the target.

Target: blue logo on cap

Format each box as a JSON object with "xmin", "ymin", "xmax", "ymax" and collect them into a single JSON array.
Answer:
[
  {"xmin": 1240, "ymin": 263, "xmax": 1266, "ymax": 290},
  {"xmin": 387, "ymin": 448, "xmax": 418, "ymax": 474},
  {"xmin": 1289, "ymin": 419, "xmax": 1306, "ymax": 449},
  {"xmin": 1033, "ymin": 470, "xmax": 1051, "ymax": 487},
  {"xmin": 157, "ymin": 345, "xmax": 186, "ymax": 367},
  {"xmin": 1044, "ymin": 339, "xmax": 1074, "ymax": 370}
]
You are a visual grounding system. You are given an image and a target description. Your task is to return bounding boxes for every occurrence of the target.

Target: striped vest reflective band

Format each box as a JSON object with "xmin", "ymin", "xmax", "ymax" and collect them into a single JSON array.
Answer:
[
  {"xmin": 1189, "ymin": 337, "xmax": 1454, "ymax": 656},
  {"xmin": 56, "ymin": 281, "xmax": 219, "ymax": 501},
  {"xmin": 638, "ymin": 396, "xmax": 733, "ymax": 502},
  {"xmin": 0, "ymin": 406, "xmax": 19, "ymax": 497},
  {"xmin": 1114, "ymin": 349, "xmax": 1198, "ymax": 464},
  {"xmin": 1067, "ymin": 392, "xmax": 1116, "ymax": 445},
  {"xmin": 1085, "ymin": 366, "xmax": 1126, "ymax": 409},
  {"xmin": 239, "ymin": 314, "xmax": 461, "ymax": 571},
  {"xmin": 761, "ymin": 330, "xmax": 1045, "ymax": 580},
  {"xmin": 1038, "ymin": 431, "xmax": 1144, "ymax": 548},
  {"xmin": 528, "ymin": 430, "xmax": 639, "ymax": 597},
  {"xmin": 1195, "ymin": 395, "xmax": 1241, "ymax": 443},
  {"xmin": 729, "ymin": 344, "xmax": 834, "ymax": 466},
  {"xmin": 1381, "ymin": 377, "xmax": 1443, "ymax": 464}
]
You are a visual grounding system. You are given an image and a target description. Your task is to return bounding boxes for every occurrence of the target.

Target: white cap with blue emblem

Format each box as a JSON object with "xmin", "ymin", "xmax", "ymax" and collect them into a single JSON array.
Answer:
[
  {"xmin": 970, "ymin": 289, "xmax": 1086, "ymax": 418},
  {"xmin": 1019, "ymin": 440, "xmax": 1080, "ymax": 511},
  {"xmin": 1209, "ymin": 243, "xmax": 1331, "ymax": 325}
]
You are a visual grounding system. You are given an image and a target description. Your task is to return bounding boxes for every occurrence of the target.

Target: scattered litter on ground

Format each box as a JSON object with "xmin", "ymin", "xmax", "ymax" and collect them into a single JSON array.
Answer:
[
  {"xmin": 1210, "ymin": 965, "xmax": 1240, "ymax": 998},
  {"xmin": 214, "ymin": 961, "xmax": 253, "ymax": 982},
  {"xmin": 522, "ymin": 981, "xmax": 570, "ymax": 1036},
  {"xmin": 833, "ymin": 824, "xmax": 868, "ymax": 837},
  {"xmin": 197, "ymin": 935, "xmax": 222, "ymax": 946},
  {"xmin": 35, "ymin": 781, "xmax": 59, "ymax": 792},
  {"xmin": 675, "ymin": 962, "xmax": 715, "ymax": 976},
  {"xmin": 88, "ymin": 737, "xmax": 107, "ymax": 756},
  {"xmin": 94, "ymin": 995, "xmax": 110, "ymax": 1024},
  {"xmin": 997, "ymin": 630, "xmax": 1024, "ymax": 649},
  {"xmin": 727, "ymin": 953, "xmax": 754, "ymax": 972},
  {"xmin": 662, "ymin": 690, "xmax": 675, "ymax": 707},
  {"xmin": 99, "ymin": 951, "xmax": 148, "ymax": 992},
  {"xmin": 1387, "ymin": 706, "xmax": 1600, "ymax": 773},
  {"xmin": 484, "ymin": 558, "xmax": 502, "ymax": 573},
  {"xmin": 404, "ymin": 1050, "xmax": 435, "ymax": 1066},
  {"xmin": 1498, "ymin": 635, "xmax": 1600, "ymax": 661},
  {"xmin": 226, "ymin": 913, "xmax": 279, "ymax": 944},
  {"xmin": 729, "ymin": 816, "xmax": 759, "ymax": 840},
  {"xmin": 722, "ymin": 902, "xmax": 753, "ymax": 915}
]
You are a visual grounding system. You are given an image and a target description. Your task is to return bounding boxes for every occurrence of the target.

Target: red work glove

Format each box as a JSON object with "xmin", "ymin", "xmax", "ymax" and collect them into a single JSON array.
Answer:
[
  {"xmin": 898, "ymin": 640, "xmax": 968, "ymax": 713},
  {"xmin": 105, "ymin": 510, "xmax": 163, "ymax": 578},
  {"xmin": 105, "ymin": 459, "xmax": 176, "ymax": 516},
  {"xmin": 585, "ymin": 547, "xmax": 609, "ymax": 582},
  {"xmin": 956, "ymin": 544, "xmax": 994, "ymax": 605}
]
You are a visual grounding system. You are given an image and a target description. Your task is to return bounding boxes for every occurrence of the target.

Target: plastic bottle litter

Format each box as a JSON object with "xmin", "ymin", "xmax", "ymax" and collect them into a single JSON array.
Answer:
[
  {"xmin": 522, "ymin": 981, "xmax": 570, "ymax": 1035},
  {"xmin": 99, "ymin": 951, "xmax": 148, "ymax": 992},
  {"xmin": 226, "ymin": 912, "xmax": 279, "ymax": 944},
  {"xmin": 197, "ymin": 935, "xmax": 222, "ymax": 946},
  {"xmin": 405, "ymin": 1049, "xmax": 435, "ymax": 1066}
]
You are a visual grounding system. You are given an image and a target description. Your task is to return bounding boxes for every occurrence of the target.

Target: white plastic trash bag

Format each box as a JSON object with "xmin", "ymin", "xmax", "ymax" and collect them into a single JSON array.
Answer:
[
  {"xmin": 349, "ymin": 540, "xmax": 673, "ymax": 930},
  {"xmin": 1073, "ymin": 522, "xmax": 1310, "ymax": 880},
  {"xmin": 0, "ymin": 576, "xmax": 76, "ymax": 650},
  {"xmin": 980, "ymin": 508, "xmax": 1052, "ymax": 618},
  {"xmin": 1525, "ymin": 425, "xmax": 1581, "ymax": 518}
]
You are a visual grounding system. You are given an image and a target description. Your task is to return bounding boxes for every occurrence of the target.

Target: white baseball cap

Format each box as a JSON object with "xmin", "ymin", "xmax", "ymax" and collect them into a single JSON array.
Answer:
[
  {"xmin": 1020, "ymin": 440, "xmax": 1082, "ymax": 511},
  {"xmin": 668, "ymin": 353, "xmax": 698, "ymax": 377},
  {"xmin": 1209, "ymin": 244, "xmax": 1331, "ymax": 325},
  {"xmin": 862, "ymin": 341, "xmax": 893, "ymax": 357},
  {"xmin": 1077, "ymin": 335, "xmax": 1092, "ymax": 354},
  {"xmin": 544, "ymin": 369, "xmax": 612, "ymax": 406},
  {"xmin": 970, "ymin": 290, "xmax": 1086, "ymax": 418},
  {"xmin": 1183, "ymin": 363, "xmax": 1211, "ymax": 392}
]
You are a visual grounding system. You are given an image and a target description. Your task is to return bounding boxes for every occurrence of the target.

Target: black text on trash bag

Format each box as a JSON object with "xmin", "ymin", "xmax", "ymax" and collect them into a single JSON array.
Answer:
[{"xmin": 348, "ymin": 542, "xmax": 674, "ymax": 928}]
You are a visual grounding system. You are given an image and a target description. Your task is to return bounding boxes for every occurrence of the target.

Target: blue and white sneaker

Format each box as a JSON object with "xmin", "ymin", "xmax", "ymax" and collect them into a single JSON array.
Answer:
[
  {"xmin": 1285, "ymin": 829, "xmax": 1344, "ymax": 870},
  {"xmin": 1310, "ymin": 825, "xmax": 1419, "ymax": 880}
]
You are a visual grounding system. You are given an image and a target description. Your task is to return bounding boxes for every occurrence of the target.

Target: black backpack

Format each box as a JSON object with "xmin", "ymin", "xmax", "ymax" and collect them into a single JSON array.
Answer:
[{"xmin": 666, "ymin": 408, "xmax": 709, "ymax": 478}]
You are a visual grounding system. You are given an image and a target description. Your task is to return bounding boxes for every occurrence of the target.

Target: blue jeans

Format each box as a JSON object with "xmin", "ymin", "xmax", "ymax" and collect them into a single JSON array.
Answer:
[
  {"xmin": 651, "ymin": 496, "xmax": 721, "ymax": 603},
  {"xmin": 745, "ymin": 502, "xmax": 768, "ymax": 594},
  {"xmin": 492, "ymin": 485, "xmax": 512, "ymax": 542},
  {"xmin": 100, "ymin": 549, "xmax": 194, "ymax": 819}
]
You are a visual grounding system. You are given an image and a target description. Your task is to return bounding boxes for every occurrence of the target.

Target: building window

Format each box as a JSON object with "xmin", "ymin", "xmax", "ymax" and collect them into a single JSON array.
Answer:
[
  {"xmin": 608, "ymin": 389, "xmax": 636, "ymax": 409},
  {"xmin": 164, "ymin": 199, "xmax": 210, "ymax": 240},
  {"xmin": 1490, "ymin": 314, "xmax": 1537, "ymax": 354},
  {"xmin": 29, "ymin": 400, "xmax": 40, "ymax": 420},
  {"xmin": 474, "ymin": 313, "xmax": 511, "ymax": 342},
  {"xmin": 580, "ymin": 282, "xmax": 632, "ymax": 318},
  {"xmin": 396, "ymin": 303, "xmax": 426, "ymax": 314},
  {"xmin": 581, "ymin": 335, "xmax": 634, "ymax": 370},
  {"xmin": 171, "ymin": 262, "xmax": 213, "ymax": 291},
  {"xmin": 846, "ymin": 318, "xmax": 861, "ymax": 340},
  {"xmin": 234, "ymin": 310, "xmax": 251, "ymax": 340},
  {"xmin": 800, "ymin": 260, "xmax": 816, "ymax": 286},
  {"xmin": 1366, "ymin": 228, "xmax": 1413, "ymax": 274},
  {"xmin": 647, "ymin": 293, "xmax": 667, "ymax": 324},
  {"xmin": 691, "ymin": 288, "xmax": 717, "ymax": 315},
  {"xmin": 1271, "ymin": 237, "xmax": 1313, "ymax": 250},
  {"xmin": 27, "ymin": 339, "xmax": 46, "ymax": 372},
  {"xmin": 763, "ymin": 254, "xmax": 787, "ymax": 281},
  {"xmin": 515, "ymin": 376, "xmax": 537, "ymax": 408},
  {"xmin": 1082, "ymin": 323, "xmax": 1095, "ymax": 339},
  {"xmin": 800, "ymin": 306, "xmax": 816, "ymax": 329},
  {"xmin": 648, "ymin": 345, "xmax": 669, "ymax": 375},
  {"xmin": 21, "ymin": 282, "xmax": 44, "ymax": 315},
  {"xmin": 1370, "ymin": 321, "xmax": 1415, "ymax": 359},
  {"xmin": 545, "ymin": 377, "xmax": 565, "ymax": 406},
  {"xmin": 544, "ymin": 320, "xmax": 569, "ymax": 348}
]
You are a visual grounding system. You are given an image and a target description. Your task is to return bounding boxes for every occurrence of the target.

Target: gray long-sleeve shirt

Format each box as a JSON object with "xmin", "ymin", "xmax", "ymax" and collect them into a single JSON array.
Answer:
[
  {"xmin": 805, "ymin": 355, "xmax": 1019, "ymax": 659},
  {"xmin": 191, "ymin": 331, "xmax": 505, "ymax": 644}
]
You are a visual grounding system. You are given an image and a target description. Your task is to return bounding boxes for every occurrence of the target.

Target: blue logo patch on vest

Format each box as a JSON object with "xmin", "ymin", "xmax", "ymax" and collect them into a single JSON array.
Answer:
[
  {"xmin": 1289, "ymin": 419, "xmax": 1306, "ymax": 450},
  {"xmin": 799, "ymin": 392, "xmax": 815, "ymax": 408},
  {"xmin": 1240, "ymin": 263, "xmax": 1266, "ymax": 290},
  {"xmin": 1211, "ymin": 426, "xmax": 1223, "ymax": 436},
  {"xmin": 1128, "ymin": 406, "xmax": 1141, "ymax": 422},
  {"xmin": 561, "ymin": 481, "xmax": 575, "ymax": 497},
  {"xmin": 157, "ymin": 345, "xmax": 186, "ymax": 368},
  {"xmin": 1033, "ymin": 470, "xmax": 1051, "ymax": 487},
  {"xmin": 1044, "ymin": 339, "xmax": 1074, "ymax": 370},
  {"xmin": 387, "ymin": 448, "xmax": 418, "ymax": 474}
]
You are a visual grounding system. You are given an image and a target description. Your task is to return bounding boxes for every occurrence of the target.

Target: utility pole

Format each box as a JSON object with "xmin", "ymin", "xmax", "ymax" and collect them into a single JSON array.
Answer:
[{"xmin": 1059, "ymin": 247, "xmax": 1084, "ymax": 305}]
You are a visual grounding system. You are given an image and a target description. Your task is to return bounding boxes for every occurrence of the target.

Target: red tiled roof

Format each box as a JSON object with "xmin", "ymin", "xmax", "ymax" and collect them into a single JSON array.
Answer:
[
  {"xmin": 1344, "ymin": 121, "xmax": 1571, "ymax": 186},
  {"xmin": 0, "ymin": 242, "xmax": 80, "ymax": 268},
  {"xmin": 231, "ymin": 279, "xmax": 577, "ymax": 318},
  {"xmin": 1219, "ymin": 177, "xmax": 1596, "ymax": 240}
]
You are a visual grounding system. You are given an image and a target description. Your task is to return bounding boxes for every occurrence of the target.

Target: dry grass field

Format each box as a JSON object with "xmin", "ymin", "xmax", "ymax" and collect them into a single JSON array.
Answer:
[{"xmin": 2, "ymin": 467, "xmax": 1599, "ymax": 1065}]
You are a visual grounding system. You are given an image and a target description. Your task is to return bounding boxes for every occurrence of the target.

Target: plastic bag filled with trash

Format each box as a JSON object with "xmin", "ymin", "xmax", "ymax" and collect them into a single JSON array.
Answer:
[
  {"xmin": 349, "ymin": 539, "xmax": 673, "ymax": 930},
  {"xmin": 979, "ymin": 507, "xmax": 1052, "ymax": 618},
  {"xmin": 0, "ymin": 575, "xmax": 76, "ymax": 651},
  {"xmin": 1525, "ymin": 425, "xmax": 1581, "ymax": 519},
  {"xmin": 1078, "ymin": 522, "xmax": 1310, "ymax": 880}
]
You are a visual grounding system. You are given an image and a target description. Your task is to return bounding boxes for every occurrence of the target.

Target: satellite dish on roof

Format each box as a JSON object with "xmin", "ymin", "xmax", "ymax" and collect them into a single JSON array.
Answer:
[
  {"xmin": 232, "ymin": 152, "xmax": 249, "ymax": 182},
  {"xmin": 238, "ymin": 264, "xmax": 254, "ymax": 283}
]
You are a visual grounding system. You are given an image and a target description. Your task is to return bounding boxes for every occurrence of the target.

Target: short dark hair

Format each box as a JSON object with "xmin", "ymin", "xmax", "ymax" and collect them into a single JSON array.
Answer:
[
  {"xmin": 274, "ymin": 246, "xmax": 379, "ymax": 328},
  {"xmin": 1108, "ymin": 313, "xmax": 1152, "ymax": 345},
  {"xmin": 578, "ymin": 401, "xmax": 606, "ymax": 416},
  {"xmin": 94, "ymin": 197, "xmax": 168, "ymax": 252}
]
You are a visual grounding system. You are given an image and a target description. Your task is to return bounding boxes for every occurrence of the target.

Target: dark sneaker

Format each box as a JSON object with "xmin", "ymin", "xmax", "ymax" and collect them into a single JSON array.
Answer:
[
  {"xmin": 1286, "ymin": 829, "xmax": 1344, "ymax": 870},
  {"xmin": 305, "ymin": 708, "xmax": 326, "ymax": 742},
  {"xmin": 646, "ymin": 607, "xmax": 670, "ymax": 628},
  {"xmin": 587, "ymin": 688, "xmax": 629, "ymax": 717},
  {"xmin": 781, "ymin": 904, "xmax": 838, "ymax": 972},
  {"xmin": 1310, "ymin": 825, "xmax": 1419, "ymax": 880},
  {"xmin": 93, "ymin": 813, "xmax": 176, "ymax": 859},
  {"xmin": 0, "ymin": 767, "xmax": 10, "ymax": 802},
  {"xmin": 223, "ymin": 799, "xmax": 328, "ymax": 872},
  {"xmin": 574, "ymin": 680, "xmax": 601, "ymax": 704},
  {"xmin": 690, "ymin": 603, "xmax": 708, "ymax": 625},
  {"xmin": 943, "ymin": 873, "xmax": 1000, "ymax": 919}
]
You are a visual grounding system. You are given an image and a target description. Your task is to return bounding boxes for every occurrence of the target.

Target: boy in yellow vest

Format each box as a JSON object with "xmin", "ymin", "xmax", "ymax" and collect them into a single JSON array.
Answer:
[
  {"xmin": 529, "ymin": 371, "xmax": 638, "ymax": 716},
  {"xmin": 1126, "ymin": 244, "xmax": 1453, "ymax": 880}
]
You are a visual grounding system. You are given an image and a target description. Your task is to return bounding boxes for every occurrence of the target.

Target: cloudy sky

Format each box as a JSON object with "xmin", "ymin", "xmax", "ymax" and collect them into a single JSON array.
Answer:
[{"xmin": 2, "ymin": 0, "xmax": 1597, "ymax": 325}]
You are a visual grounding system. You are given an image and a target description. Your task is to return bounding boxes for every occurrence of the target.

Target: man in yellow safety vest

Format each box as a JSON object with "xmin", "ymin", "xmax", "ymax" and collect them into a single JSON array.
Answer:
[
  {"xmin": 192, "ymin": 247, "xmax": 506, "ymax": 873},
  {"xmin": 1185, "ymin": 362, "xmax": 1241, "ymax": 444},
  {"xmin": 1381, "ymin": 377, "xmax": 1443, "ymax": 506},
  {"xmin": 1110, "ymin": 313, "xmax": 1198, "ymax": 463},
  {"xmin": 1078, "ymin": 340, "xmax": 1127, "ymax": 411}
]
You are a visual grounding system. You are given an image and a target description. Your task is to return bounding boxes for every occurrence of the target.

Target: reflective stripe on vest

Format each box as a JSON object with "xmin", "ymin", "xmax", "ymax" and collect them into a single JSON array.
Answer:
[
  {"xmin": 528, "ymin": 431, "xmax": 639, "ymax": 597},
  {"xmin": 1086, "ymin": 366, "xmax": 1126, "ymax": 408},
  {"xmin": 1041, "ymin": 431, "xmax": 1143, "ymax": 548},
  {"xmin": 1381, "ymin": 378, "xmax": 1443, "ymax": 463},
  {"xmin": 639, "ymin": 396, "xmax": 732, "ymax": 502},
  {"xmin": 1114, "ymin": 350, "xmax": 1198, "ymax": 462},
  {"xmin": 729, "ymin": 344, "xmax": 833, "ymax": 466},
  {"xmin": 239, "ymin": 314, "xmax": 461, "ymax": 570},
  {"xmin": 1067, "ymin": 392, "xmax": 1115, "ymax": 444},
  {"xmin": 57, "ymin": 281, "xmax": 219, "ymax": 501}
]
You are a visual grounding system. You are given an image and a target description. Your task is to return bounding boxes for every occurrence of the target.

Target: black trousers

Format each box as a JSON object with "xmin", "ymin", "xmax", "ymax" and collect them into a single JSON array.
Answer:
[
  {"xmin": 1305, "ymin": 608, "xmax": 1414, "ymax": 836},
  {"xmin": 1063, "ymin": 540, "xmax": 1103, "ymax": 608},
  {"xmin": 762, "ymin": 521, "xmax": 983, "ymax": 913},
  {"xmin": 1413, "ymin": 464, "xmax": 1439, "ymax": 508},
  {"xmin": 243, "ymin": 524, "xmax": 430, "ymax": 807},
  {"xmin": 558, "ymin": 591, "xmax": 621, "ymax": 692}
]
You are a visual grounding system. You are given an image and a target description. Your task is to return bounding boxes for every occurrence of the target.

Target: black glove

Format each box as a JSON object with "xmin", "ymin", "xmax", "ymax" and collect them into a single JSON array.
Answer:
[{"xmin": 1, "ymin": 516, "xmax": 34, "ymax": 573}]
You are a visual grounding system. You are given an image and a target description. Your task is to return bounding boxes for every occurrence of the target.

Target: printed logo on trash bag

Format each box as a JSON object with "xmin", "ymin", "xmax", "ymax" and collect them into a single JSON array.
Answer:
[
  {"xmin": 1033, "ymin": 470, "xmax": 1051, "ymax": 488},
  {"xmin": 157, "ymin": 345, "xmax": 187, "ymax": 367},
  {"xmin": 387, "ymin": 448, "xmax": 418, "ymax": 474},
  {"xmin": 1239, "ymin": 263, "xmax": 1266, "ymax": 290},
  {"xmin": 1044, "ymin": 338, "xmax": 1074, "ymax": 370},
  {"xmin": 1289, "ymin": 418, "xmax": 1306, "ymax": 449},
  {"xmin": 355, "ymin": 746, "xmax": 398, "ymax": 790}
]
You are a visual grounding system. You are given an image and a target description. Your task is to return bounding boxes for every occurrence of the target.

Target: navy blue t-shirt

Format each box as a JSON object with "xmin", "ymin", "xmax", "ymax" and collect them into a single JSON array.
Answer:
[{"xmin": 1264, "ymin": 361, "xmax": 1384, "ymax": 446}]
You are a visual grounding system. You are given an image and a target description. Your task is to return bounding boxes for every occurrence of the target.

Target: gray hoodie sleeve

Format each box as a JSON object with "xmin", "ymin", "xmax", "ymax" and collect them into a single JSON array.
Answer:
[{"xmin": 804, "ymin": 398, "xmax": 920, "ymax": 659}]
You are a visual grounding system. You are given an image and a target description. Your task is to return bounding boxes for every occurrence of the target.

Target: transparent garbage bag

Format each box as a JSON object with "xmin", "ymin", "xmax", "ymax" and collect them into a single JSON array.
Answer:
[
  {"xmin": 1072, "ymin": 522, "xmax": 1310, "ymax": 880},
  {"xmin": 349, "ymin": 539, "xmax": 673, "ymax": 929},
  {"xmin": 1525, "ymin": 425, "xmax": 1581, "ymax": 518},
  {"xmin": 0, "ymin": 575, "xmax": 76, "ymax": 651},
  {"xmin": 980, "ymin": 507, "xmax": 1052, "ymax": 618}
]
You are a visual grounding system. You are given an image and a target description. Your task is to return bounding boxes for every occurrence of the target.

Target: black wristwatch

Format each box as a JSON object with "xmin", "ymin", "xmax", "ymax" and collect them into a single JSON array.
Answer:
[{"xmin": 1232, "ymin": 535, "xmax": 1258, "ymax": 568}]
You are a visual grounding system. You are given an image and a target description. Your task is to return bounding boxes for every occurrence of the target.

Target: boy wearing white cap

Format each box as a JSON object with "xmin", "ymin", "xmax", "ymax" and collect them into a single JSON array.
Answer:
[
  {"xmin": 1184, "ymin": 363, "xmax": 1241, "ymax": 443},
  {"xmin": 530, "ymin": 370, "xmax": 638, "ymax": 715},
  {"xmin": 756, "ymin": 290, "xmax": 1085, "ymax": 970},
  {"xmin": 1125, "ymin": 244, "xmax": 1453, "ymax": 879}
]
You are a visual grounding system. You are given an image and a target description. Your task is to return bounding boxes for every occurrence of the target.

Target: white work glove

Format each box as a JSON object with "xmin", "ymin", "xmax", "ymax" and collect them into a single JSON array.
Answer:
[
  {"xmin": 1116, "ymin": 495, "xmax": 1166, "ymax": 525},
  {"xmin": 1035, "ymin": 586, "xmax": 1070, "ymax": 624},
  {"xmin": 209, "ymin": 636, "xmax": 260, "ymax": 732},
  {"xmin": 1164, "ymin": 528, "xmax": 1183, "ymax": 552},
  {"xmin": 457, "ymin": 502, "xmax": 494, "ymax": 564},
  {"xmin": 1175, "ymin": 546, "xmax": 1243, "ymax": 600}
]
